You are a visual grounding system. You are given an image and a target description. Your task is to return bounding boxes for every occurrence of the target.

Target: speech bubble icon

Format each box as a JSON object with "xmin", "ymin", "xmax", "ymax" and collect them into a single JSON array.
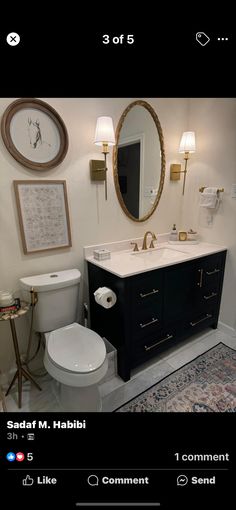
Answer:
[
  {"xmin": 177, "ymin": 475, "xmax": 188, "ymax": 486},
  {"xmin": 87, "ymin": 475, "xmax": 99, "ymax": 486}
]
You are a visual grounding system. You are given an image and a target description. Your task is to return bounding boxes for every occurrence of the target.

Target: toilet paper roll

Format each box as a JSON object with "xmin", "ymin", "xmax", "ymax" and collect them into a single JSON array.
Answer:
[{"xmin": 94, "ymin": 287, "xmax": 117, "ymax": 309}]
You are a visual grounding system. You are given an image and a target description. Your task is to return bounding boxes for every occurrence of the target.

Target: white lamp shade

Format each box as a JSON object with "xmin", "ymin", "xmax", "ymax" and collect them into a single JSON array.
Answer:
[
  {"xmin": 94, "ymin": 116, "xmax": 115, "ymax": 146},
  {"xmin": 179, "ymin": 131, "xmax": 196, "ymax": 153}
]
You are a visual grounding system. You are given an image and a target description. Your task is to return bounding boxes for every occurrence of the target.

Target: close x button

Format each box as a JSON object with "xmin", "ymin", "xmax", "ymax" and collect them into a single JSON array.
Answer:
[{"xmin": 6, "ymin": 32, "xmax": 21, "ymax": 46}]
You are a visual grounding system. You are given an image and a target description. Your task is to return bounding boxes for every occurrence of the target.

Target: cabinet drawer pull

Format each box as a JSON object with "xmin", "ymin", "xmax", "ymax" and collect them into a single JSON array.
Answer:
[
  {"xmin": 206, "ymin": 269, "xmax": 220, "ymax": 275},
  {"xmin": 197, "ymin": 268, "xmax": 203, "ymax": 287},
  {"xmin": 204, "ymin": 292, "xmax": 217, "ymax": 300},
  {"xmin": 140, "ymin": 289, "xmax": 159, "ymax": 298},
  {"xmin": 140, "ymin": 317, "xmax": 158, "ymax": 328},
  {"xmin": 190, "ymin": 313, "xmax": 212, "ymax": 327},
  {"xmin": 144, "ymin": 334, "xmax": 173, "ymax": 351}
]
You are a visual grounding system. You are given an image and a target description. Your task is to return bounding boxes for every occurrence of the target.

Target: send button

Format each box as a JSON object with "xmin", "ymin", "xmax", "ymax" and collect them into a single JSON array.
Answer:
[{"xmin": 192, "ymin": 476, "xmax": 216, "ymax": 485}]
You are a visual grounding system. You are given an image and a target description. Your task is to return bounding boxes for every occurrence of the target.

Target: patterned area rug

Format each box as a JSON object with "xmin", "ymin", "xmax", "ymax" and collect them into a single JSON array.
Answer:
[{"xmin": 116, "ymin": 343, "xmax": 236, "ymax": 412}]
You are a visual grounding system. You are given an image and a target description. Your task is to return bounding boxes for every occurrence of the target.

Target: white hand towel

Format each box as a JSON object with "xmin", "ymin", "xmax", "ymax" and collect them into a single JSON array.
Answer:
[{"xmin": 199, "ymin": 187, "xmax": 219, "ymax": 208}]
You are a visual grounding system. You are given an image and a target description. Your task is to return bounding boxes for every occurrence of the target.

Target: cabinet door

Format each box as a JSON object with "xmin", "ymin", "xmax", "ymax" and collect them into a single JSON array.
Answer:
[
  {"xmin": 163, "ymin": 261, "xmax": 197, "ymax": 323},
  {"xmin": 195, "ymin": 253, "xmax": 225, "ymax": 312}
]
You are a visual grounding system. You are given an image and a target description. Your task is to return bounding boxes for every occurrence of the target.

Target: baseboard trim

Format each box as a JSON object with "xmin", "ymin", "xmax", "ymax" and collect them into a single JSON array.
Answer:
[{"xmin": 218, "ymin": 321, "xmax": 236, "ymax": 337}]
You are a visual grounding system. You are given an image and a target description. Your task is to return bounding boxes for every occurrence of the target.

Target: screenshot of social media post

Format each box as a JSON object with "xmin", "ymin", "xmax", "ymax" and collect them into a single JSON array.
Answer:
[{"xmin": 0, "ymin": 21, "xmax": 235, "ymax": 508}]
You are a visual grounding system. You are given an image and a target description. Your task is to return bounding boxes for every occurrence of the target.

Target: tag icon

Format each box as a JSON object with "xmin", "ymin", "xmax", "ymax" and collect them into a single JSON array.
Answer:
[{"xmin": 196, "ymin": 32, "xmax": 210, "ymax": 46}]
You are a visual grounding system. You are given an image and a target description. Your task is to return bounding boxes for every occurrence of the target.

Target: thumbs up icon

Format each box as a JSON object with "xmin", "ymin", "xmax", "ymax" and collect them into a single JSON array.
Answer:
[{"xmin": 22, "ymin": 475, "xmax": 34, "ymax": 486}]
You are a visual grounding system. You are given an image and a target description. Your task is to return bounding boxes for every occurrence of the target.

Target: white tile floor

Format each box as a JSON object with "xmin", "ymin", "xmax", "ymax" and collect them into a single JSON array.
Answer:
[{"xmin": 3, "ymin": 327, "xmax": 236, "ymax": 412}]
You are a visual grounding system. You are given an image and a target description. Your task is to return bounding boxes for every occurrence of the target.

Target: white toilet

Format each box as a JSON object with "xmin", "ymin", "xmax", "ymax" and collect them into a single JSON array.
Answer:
[{"xmin": 19, "ymin": 269, "xmax": 108, "ymax": 411}]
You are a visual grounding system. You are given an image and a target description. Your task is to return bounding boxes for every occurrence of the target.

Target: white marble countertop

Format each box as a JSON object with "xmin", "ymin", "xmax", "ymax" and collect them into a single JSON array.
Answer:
[{"xmin": 85, "ymin": 236, "xmax": 227, "ymax": 278}]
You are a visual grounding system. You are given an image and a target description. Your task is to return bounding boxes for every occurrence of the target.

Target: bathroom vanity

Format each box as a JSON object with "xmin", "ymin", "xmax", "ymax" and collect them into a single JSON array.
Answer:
[{"xmin": 86, "ymin": 242, "xmax": 227, "ymax": 381}]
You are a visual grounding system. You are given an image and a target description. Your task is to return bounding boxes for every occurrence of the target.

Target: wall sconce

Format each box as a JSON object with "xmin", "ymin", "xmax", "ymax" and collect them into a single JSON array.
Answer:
[
  {"xmin": 90, "ymin": 116, "xmax": 115, "ymax": 200},
  {"xmin": 170, "ymin": 131, "xmax": 196, "ymax": 195}
]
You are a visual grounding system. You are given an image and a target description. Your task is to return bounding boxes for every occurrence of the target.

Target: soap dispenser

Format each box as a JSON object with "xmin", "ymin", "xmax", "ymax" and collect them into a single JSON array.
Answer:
[{"xmin": 169, "ymin": 224, "xmax": 178, "ymax": 241}]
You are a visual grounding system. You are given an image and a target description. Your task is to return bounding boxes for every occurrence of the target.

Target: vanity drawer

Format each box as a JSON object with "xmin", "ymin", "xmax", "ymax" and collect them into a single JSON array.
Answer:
[
  {"xmin": 131, "ymin": 271, "xmax": 163, "ymax": 307},
  {"xmin": 199, "ymin": 287, "xmax": 219, "ymax": 310},
  {"xmin": 183, "ymin": 308, "xmax": 217, "ymax": 333},
  {"xmin": 131, "ymin": 306, "xmax": 162, "ymax": 340},
  {"xmin": 131, "ymin": 328, "xmax": 176, "ymax": 365}
]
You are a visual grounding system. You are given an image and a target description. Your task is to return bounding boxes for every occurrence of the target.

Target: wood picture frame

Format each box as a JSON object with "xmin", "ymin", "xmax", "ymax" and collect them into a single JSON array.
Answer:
[
  {"xmin": 1, "ymin": 99, "xmax": 68, "ymax": 170},
  {"xmin": 14, "ymin": 180, "xmax": 72, "ymax": 254}
]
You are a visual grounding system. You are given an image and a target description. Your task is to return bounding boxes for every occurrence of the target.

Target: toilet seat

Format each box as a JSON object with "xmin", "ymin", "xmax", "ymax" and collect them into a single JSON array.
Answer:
[{"xmin": 44, "ymin": 323, "xmax": 108, "ymax": 387}]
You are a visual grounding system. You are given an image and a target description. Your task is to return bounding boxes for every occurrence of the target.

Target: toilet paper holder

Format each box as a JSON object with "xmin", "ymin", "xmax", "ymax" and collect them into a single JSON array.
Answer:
[{"xmin": 94, "ymin": 287, "xmax": 117, "ymax": 309}]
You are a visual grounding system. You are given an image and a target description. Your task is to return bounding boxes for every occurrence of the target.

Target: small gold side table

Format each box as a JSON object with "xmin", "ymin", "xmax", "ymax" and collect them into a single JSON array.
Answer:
[{"xmin": 0, "ymin": 302, "xmax": 41, "ymax": 408}]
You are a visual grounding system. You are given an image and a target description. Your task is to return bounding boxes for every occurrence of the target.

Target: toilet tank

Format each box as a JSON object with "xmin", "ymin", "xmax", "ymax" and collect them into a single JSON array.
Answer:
[{"xmin": 19, "ymin": 269, "xmax": 81, "ymax": 333}]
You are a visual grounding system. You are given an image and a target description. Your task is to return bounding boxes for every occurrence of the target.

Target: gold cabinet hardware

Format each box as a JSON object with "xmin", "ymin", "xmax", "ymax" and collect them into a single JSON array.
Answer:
[
  {"xmin": 204, "ymin": 292, "xmax": 218, "ymax": 300},
  {"xmin": 190, "ymin": 313, "xmax": 212, "ymax": 327},
  {"xmin": 197, "ymin": 268, "xmax": 203, "ymax": 287},
  {"xmin": 140, "ymin": 317, "xmax": 158, "ymax": 328},
  {"xmin": 140, "ymin": 289, "xmax": 159, "ymax": 298},
  {"xmin": 130, "ymin": 242, "xmax": 139, "ymax": 252},
  {"xmin": 206, "ymin": 269, "xmax": 220, "ymax": 275},
  {"xmin": 144, "ymin": 333, "xmax": 173, "ymax": 351}
]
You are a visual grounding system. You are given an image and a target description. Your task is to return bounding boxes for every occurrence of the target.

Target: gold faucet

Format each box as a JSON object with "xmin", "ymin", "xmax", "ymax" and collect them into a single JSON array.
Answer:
[{"xmin": 142, "ymin": 231, "xmax": 157, "ymax": 250}]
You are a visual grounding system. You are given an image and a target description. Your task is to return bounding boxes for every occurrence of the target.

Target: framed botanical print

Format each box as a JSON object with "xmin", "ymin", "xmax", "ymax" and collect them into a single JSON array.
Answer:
[
  {"xmin": 14, "ymin": 180, "xmax": 72, "ymax": 253},
  {"xmin": 1, "ymin": 99, "xmax": 68, "ymax": 170}
]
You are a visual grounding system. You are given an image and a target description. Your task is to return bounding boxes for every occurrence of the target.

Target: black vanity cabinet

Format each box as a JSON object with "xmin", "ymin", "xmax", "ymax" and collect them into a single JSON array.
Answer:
[{"xmin": 87, "ymin": 250, "xmax": 226, "ymax": 381}]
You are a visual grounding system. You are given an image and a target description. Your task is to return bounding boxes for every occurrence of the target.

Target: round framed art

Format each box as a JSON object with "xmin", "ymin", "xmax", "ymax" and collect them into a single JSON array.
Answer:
[{"xmin": 1, "ymin": 98, "xmax": 68, "ymax": 170}]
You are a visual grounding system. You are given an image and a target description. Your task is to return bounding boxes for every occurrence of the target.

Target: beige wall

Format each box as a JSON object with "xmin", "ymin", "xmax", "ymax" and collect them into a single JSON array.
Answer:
[
  {"xmin": 180, "ymin": 98, "xmax": 236, "ymax": 330},
  {"xmin": 0, "ymin": 97, "xmax": 186, "ymax": 373}
]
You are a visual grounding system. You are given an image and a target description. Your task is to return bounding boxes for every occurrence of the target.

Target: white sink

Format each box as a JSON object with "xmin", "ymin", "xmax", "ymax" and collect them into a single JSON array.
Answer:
[{"xmin": 131, "ymin": 246, "xmax": 188, "ymax": 262}]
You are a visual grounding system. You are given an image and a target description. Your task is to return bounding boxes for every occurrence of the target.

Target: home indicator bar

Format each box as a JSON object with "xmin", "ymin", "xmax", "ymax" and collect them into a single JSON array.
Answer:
[{"xmin": 75, "ymin": 504, "xmax": 161, "ymax": 507}]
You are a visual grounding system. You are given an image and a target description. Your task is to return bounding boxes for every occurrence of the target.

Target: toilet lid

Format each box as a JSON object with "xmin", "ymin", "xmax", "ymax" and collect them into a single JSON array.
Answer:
[{"xmin": 47, "ymin": 323, "xmax": 106, "ymax": 373}]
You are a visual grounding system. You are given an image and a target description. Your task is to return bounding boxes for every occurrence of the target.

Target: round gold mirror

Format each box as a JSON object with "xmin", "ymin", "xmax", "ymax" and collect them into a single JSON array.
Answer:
[{"xmin": 113, "ymin": 100, "xmax": 165, "ymax": 222}]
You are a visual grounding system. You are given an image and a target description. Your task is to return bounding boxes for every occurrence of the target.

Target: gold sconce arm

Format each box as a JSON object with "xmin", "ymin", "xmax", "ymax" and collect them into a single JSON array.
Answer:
[{"xmin": 170, "ymin": 152, "xmax": 189, "ymax": 195}]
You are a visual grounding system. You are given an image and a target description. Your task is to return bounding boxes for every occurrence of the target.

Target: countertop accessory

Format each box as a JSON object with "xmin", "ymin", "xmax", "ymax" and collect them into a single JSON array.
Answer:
[
  {"xmin": 168, "ymin": 240, "xmax": 199, "ymax": 245},
  {"xmin": 178, "ymin": 231, "xmax": 188, "ymax": 241},
  {"xmin": 187, "ymin": 228, "xmax": 198, "ymax": 241},
  {"xmin": 169, "ymin": 224, "xmax": 178, "ymax": 241},
  {"xmin": 93, "ymin": 249, "xmax": 111, "ymax": 260},
  {"xmin": 0, "ymin": 302, "xmax": 41, "ymax": 408}
]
